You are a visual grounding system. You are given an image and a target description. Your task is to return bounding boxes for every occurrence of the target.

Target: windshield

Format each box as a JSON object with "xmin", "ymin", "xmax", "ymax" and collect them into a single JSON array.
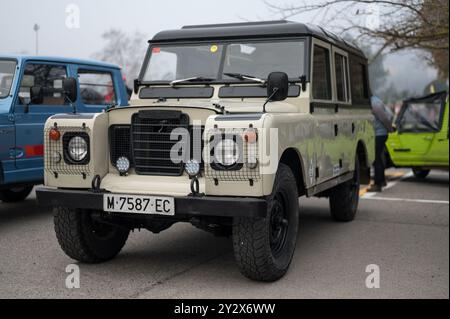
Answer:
[
  {"xmin": 142, "ymin": 40, "xmax": 305, "ymax": 83},
  {"xmin": 0, "ymin": 60, "xmax": 17, "ymax": 98},
  {"xmin": 399, "ymin": 100, "xmax": 444, "ymax": 132}
]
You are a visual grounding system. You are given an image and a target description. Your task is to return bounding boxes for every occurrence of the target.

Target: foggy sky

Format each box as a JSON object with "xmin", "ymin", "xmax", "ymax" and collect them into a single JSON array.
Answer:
[{"xmin": 0, "ymin": 0, "xmax": 438, "ymax": 94}]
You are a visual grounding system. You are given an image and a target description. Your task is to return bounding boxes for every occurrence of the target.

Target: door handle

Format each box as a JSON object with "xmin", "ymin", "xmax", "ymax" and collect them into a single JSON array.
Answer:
[{"xmin": 424, "ymin": 137, "xmax": 433, "ymax": 141}]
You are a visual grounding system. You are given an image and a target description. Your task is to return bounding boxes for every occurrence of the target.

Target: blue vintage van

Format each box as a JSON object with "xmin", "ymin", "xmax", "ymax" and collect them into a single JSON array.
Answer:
[{"xmin": 0, "ymin": 55, "xmax": 128, "ymax": 202}]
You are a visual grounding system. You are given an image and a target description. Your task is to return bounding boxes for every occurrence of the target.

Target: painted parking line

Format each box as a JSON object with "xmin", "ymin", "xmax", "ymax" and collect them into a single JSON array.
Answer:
[
  {"xmin": 361, "ymin": 171, "xmax": 413, "ymax": 198},
  {"xmin": 359, "ymin": 170, "xmax": 410, "ymax": 197},
  {"xmin": 360, "ymin": 170, "xmax": 449, "ymax": 204},
  {"xmin": 362, "ymin": 197, "xmax": 449, "ymax": 205}
]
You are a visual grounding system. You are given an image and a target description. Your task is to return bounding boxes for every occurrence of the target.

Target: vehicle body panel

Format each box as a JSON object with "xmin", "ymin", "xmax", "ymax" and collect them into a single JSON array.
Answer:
[{"xmin": 0, "ymin": 55, "xmax": 128, "ymax": 189}]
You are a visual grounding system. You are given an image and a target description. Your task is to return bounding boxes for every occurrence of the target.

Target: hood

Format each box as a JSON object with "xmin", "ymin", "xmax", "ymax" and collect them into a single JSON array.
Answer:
[{"xmin": 129, "ymin": 98, "xmax": 299, "ymax": 114}]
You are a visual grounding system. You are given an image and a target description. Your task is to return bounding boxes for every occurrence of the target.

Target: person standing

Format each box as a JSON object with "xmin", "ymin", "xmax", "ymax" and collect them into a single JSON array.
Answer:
[{"xmin": 368, "ymin": 96, "xmax": 394, "ymax": 192}]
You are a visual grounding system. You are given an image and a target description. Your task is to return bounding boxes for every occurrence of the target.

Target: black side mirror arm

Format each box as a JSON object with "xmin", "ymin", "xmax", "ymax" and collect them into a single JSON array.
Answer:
[
  {"xmin": 263, "ymin": 88, "xmax": 279, "ymax": 113},
  {"xmin": 300, "ymin": 75, "xmax": 307, "ymax": 92}
]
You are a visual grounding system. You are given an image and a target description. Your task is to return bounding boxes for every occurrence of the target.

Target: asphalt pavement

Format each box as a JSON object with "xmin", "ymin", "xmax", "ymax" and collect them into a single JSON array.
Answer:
[{"xmin": 0, "ymin": 169, "xmax": 448, "ymax": 299}]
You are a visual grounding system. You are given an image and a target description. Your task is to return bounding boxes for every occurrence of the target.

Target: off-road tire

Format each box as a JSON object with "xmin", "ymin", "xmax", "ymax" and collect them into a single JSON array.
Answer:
[
  {"xmin": 413, "ymin": 169, "xmax": 430, "ymax": 179},
  {"xmin": 54, "ymin": 207, "xmax": 130, "ymax": 263},
  {"xmin": 329, "ymin": 157, "xmax": 361, "ymax": 222},
  {"xmin": 0, "ymin": 186, "xmax": 33, "ymax": 203},
  {"xmin": 232, "ymin": 163, "xmax": 299, "ymax": 282}
]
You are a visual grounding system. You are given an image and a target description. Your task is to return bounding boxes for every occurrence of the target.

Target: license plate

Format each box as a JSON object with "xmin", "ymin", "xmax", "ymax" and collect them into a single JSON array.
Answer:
[{"xmin": 103, "ymin": 194, "xmax": 175, "ymax": 216}]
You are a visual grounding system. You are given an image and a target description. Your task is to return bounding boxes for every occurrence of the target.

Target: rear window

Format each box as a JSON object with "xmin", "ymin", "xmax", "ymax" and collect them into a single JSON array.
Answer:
[
  {"xmin": 350, "ymin": 62, "xmax": 369, "ymax": 101},
  {"xmin": 78, "ymin": 70, "xmax": 116, "ymax": 105}
]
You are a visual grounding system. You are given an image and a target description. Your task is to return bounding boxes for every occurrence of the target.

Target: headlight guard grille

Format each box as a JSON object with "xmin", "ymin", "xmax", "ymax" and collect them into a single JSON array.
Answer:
[
  {"xmin": 45, "ymin": 126, "xmax": 91, "ymax": 176},
  {"xmin": 205, "ymin": 128, "xmax": 260, "ymax": 182}
]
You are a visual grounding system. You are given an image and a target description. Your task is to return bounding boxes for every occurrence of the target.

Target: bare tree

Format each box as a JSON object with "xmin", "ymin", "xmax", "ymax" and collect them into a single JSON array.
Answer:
[
  {"xmin": 94, "ymin": 29, "xmax": 148, "ymax": 87},
  {"xmin": 266, "ymin": 0, "xmax": 449, "ymax": 79}
]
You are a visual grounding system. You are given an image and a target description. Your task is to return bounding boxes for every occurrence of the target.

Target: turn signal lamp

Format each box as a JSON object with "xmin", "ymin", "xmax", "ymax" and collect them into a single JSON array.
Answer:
[{"xmin": 49, "ymin": 128, "xmax": 61, "ymax": 141}]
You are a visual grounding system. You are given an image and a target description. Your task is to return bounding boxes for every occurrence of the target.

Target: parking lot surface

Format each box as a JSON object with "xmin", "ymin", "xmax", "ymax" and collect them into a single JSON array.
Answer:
[{"xmin": 0, "ymin": 169, "xmax": 448, "ymax": 299}]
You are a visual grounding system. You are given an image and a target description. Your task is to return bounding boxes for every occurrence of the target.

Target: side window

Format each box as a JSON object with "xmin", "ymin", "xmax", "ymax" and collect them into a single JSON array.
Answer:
[
  {"xmin": 350, "ymin": 61, "xmax": 369, "ymax": 101},
  {"xmin": 78, "ymin": 70, "xmax": 116, "ymax": 105},
  {"xmin": 19, "ymin": 64, "xmax": 67, "ymax": 105},
  {"xmin": 335, "ymin": 53, "xmax": 350, "ymax": 102},
  {"xmin": 312, "ymin": 45, "xmax": 332, "ymax": 100}
]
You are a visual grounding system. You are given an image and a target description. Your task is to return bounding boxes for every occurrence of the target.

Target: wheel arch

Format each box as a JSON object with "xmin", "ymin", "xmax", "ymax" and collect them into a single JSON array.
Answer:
[
  {"xmin": 356, "ymin": 140, "xmax": 371, "ymax": 185},
  {"xmin": 279, "ymin": 147, "xmax": 307, "ymax": 196}
]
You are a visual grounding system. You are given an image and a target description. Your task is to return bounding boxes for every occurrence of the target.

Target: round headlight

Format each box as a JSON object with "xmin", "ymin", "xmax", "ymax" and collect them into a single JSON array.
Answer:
[
  {"xmin": 116, "ymin": 157, "xmax": 131, "ymax": 175},
  {"xmin": 185, "ymin": 159, "xmax": 200, "ymax": 177},
  {"xmin": 215, "ymin": 139, "xmax": 240, "ymax": 167},
  {"xmin": 68, "ymin": 136, "xmax": 88, "ymax": 162}
]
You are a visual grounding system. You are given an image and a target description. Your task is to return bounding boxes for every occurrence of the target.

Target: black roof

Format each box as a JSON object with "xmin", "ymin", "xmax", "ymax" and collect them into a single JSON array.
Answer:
[{"xmin": 150, "ymin": 20, "xmax": 365, "ymax": 57}]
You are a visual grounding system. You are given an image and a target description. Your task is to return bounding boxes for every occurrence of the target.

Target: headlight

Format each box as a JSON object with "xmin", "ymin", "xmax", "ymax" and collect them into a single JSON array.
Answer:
[
  {"xmin": 68, "ymin": 136, "xmax": 88, "ymax": 162},
  {"xmin": 214, "ymin": 138, "xmax": 240, "ymax": 168}
]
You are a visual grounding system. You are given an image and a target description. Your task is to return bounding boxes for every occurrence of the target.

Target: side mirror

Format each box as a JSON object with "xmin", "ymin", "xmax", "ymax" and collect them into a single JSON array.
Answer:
[
  {"xmin": 267, "ymin": 72, "xmax": 289, "ymax": 102},
  {"xmin": 63, "ymin": 77, "xmax": 78, "ymax": 103},
  {"xmin": 30, "ymin": 86, "xmax": 44, "ymax": 104}
]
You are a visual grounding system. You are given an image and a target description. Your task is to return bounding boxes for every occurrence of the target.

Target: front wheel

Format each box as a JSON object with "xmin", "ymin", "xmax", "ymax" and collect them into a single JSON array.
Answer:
[
  {"xmin": 413, "ymin": 169, "xmax": 430, "ymax": 179},
  {"xmin": 54, "ymin": 207, "xmax": 130, "ymax": 263},
  {"xmin": 0, "ymin": 186, "xmax": 34, "ymax": 203},
  {"xmin": 329, "ymin": 157, "xmax": 361, "ymax": 222},
  {"xmin": 232, "ymin": 163, "xmax": 299, "ymax": 282}
]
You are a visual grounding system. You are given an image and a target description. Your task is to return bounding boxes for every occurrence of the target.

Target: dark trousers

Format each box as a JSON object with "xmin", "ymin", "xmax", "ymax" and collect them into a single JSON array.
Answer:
[{"xmin": 374, "ymin": 135, "xmax": 388, "ymax": 186}]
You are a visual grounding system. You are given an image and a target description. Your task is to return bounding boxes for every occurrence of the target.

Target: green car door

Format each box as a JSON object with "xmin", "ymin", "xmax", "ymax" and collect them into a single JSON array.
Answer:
[{"xmin": 387, "ymin": 91, "xmax": 449, "ymax": 170}]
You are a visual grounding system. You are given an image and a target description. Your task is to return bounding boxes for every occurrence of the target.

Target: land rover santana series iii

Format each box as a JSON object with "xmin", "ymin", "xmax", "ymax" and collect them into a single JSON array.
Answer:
[{"xmin": 37, "ymin": 21, "xmax": 375, "ymax": 282}]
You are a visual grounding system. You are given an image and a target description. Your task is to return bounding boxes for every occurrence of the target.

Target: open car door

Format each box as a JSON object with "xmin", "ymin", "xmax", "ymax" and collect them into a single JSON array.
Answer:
[{"xmin": 388, "ymin": 91, "xmax": 448, "ymax": 167}]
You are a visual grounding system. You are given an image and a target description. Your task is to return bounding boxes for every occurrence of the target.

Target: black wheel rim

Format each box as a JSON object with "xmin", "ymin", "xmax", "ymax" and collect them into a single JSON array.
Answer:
[{"xmin": 270, "ymin": 192, "xmax": 289, "ymax": 258}]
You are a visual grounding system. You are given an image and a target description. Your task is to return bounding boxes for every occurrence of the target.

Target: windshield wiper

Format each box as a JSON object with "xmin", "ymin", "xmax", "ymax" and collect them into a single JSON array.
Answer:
[
  {"xmin": 170, "ymin": 76, "xmax": 215, "ymax": 87},
  {"xmin": 223, "ymin": 73, "xmax": 266, "ymax": 84}
]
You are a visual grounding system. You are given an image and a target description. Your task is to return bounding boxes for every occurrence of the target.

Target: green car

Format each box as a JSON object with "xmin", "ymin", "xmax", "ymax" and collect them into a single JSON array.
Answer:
[{"xmin": 386, "ymin": 91, "xmax": 449, "ymax": 179}]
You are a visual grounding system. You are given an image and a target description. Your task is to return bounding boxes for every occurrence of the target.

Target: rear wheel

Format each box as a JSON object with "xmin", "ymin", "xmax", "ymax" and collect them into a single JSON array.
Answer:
[
  {"xmin": 329, "ymin": 157, "xmax": 361, "ymax": 222},
  {"xmin": 0, "ymin": 186, "xmax": 33, "ymax": 203},
  {"xmin": 232, "ymin": 163, "xmax": 299, "ymax": 282},
  {"xmin": 54, "ymin": 207, "xmax": 130, "ymax": 263},
  {"xmin": 413, "ymin": 169, "xmax": 430, "ymax": 179}
]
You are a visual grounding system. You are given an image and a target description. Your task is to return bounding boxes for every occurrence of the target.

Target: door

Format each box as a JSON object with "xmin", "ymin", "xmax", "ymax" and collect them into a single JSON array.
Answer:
[
  {"xmin": 427, "ymin": 97, "xmax": 449, "ymax": 165},
  {"xmin": 310, "ymin": 40, "xmax": 336, "ymax": 183},
  {"xmin": 332, "ymin": 47, "xmax": 353, "ymax": 174},
  {"xmin": 396, "ymin": 96, "xmax": 446, "ymax": 160},
  {"xmin": 0, "ymin": 59, "xmax": 17, "ymax": 183},
  {"xmin": 13, "ymin": 62, "xmax": 72, "ymax": 177}
]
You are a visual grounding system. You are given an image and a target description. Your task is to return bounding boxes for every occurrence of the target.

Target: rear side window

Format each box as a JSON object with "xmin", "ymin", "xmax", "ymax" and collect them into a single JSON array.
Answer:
[
  {"xmin": 78, "ymin": 70, "xmax": 116, "ymax": 105},
  {"xmin": 312, "ymin": 45, "xmax": 332, "ymax": 100},
  {"xmin": 19, "ymin": 64, "xmax": 67, "ymax": 105},
  {"xmin": 335, "ymin": 53, "xmax": 350, "ymax": 102},
  {"xmin": 350, "ymin": 61, "xmax": 369, "ymax": 101}
]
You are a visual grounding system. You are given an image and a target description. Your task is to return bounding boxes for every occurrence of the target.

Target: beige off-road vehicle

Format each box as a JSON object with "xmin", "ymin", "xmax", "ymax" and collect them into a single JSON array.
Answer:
[{"xmin": 37, "ymin": 21, "xmax": 375, "ymax": 282}]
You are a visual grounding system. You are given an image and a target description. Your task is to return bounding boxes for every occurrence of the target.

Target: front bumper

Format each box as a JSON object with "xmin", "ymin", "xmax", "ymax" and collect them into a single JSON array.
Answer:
[{"xmin": 36, "ymin": 187, "xmax": 267, "ymax": 219}]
